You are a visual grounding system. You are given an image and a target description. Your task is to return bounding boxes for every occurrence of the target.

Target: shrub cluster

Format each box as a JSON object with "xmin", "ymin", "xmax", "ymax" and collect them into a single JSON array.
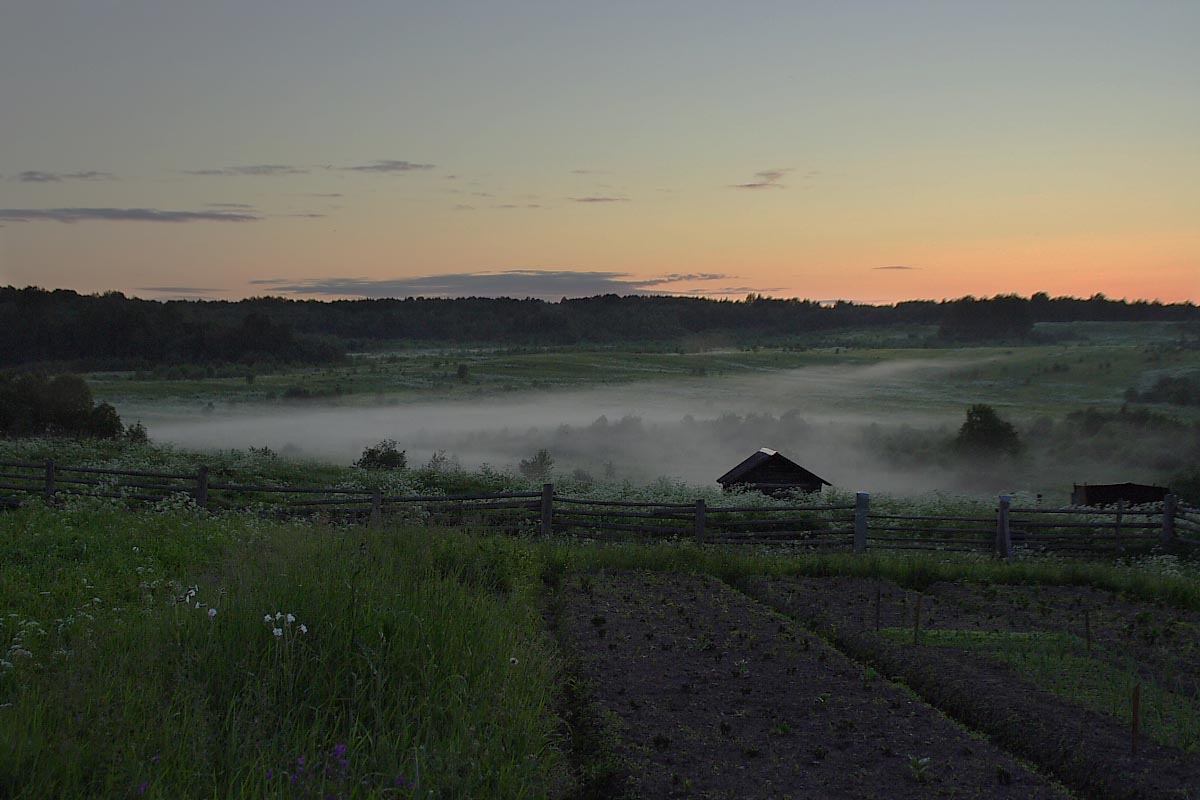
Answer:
[{"xmin": 0, "ymin": 372, "xmax": 127, "ymax": 439}]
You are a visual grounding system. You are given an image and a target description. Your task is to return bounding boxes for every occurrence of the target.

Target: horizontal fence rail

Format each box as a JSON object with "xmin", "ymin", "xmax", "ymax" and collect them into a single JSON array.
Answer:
[{"xmin": 0, "ymin": 459, "xmax": 1194, "ymax": 555}]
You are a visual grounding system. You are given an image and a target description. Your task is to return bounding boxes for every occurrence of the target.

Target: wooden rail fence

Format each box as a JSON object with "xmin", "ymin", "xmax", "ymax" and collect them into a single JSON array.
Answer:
[{"xmin": 1, "ymin": 459, "xmax": 1195, "ymax": 556}]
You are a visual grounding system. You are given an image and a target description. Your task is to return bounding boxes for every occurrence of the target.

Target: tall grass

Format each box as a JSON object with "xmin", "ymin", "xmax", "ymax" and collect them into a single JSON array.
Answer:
[{"xmin": 0, "ymin": 502, "xmax": 562, "ymax": 798}]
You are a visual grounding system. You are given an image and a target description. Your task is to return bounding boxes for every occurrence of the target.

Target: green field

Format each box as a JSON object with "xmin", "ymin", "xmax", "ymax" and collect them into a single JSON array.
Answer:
[{"xmin": 89, "ymin": 322, "xmax": 1200, "ymax": 424}]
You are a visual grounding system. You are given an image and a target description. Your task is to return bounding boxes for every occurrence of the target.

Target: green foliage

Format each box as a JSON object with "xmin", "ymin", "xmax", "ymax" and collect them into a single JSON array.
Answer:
[
  {"xmin": 0, "ymin": 372, "xmax": 125, "ymax": 439},
  {"xmin": 353, "ymin": 439, "xmax": 407, "ymax": 471},
  {"xmin": 124, "ymin": 420, "xmax": 149, "ymax": 444},
  {"xmin": 955, "ymin": 404, "xmax": 1021, "ymax": 456},
  {"xmin": 518, "ymin": 448, "xmax": 554, "ymax": 481},
  {"xmin": 3, "ymin": 286, "xmax": 1195, "ymax": 370},
  {"xmin": 938, "ymin": 295, "xmax": 1034, "ymax": 342},
  {"xmin": 1127, "ymin": 373, "xmax": 1200, "ymax": 406}
]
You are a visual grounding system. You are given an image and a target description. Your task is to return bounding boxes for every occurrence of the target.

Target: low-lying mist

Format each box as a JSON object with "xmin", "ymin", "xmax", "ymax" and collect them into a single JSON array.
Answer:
[{"xmin": 133, "ymin": 359, "xmax": 1195, "ymax": 501}]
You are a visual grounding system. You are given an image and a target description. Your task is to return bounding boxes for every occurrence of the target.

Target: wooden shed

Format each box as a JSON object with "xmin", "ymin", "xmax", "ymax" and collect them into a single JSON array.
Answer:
[
  {"xmin": 1070, "ymin": 482, "xmax": 1169, "ymax": 507},
  {"xmin": 716, "ymin": 448, "xmax": 831, "ymax": 497}
]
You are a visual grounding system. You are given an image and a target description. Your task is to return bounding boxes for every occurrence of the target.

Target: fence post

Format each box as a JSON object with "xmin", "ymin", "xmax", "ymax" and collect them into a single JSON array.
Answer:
[
  {"xmin": 694, "ymin": 498, "xmax": 706, "ymax": 545},
  {"xmin": 369, "ymin": 488, "xmax": 382, "ymax": 528},
  {"xmin": 1162, "ymin": 494, "xmax": 1177, "ymax": 545},
  {"xmin": 193, "ymin": 465, "xmax": 209, "ymax": 509},
  {"xmin": 44, "ymin": 459, "xmax": 56, "ymax": 504},
  {"xmin": 540, "ymin": 483, "xmax": 554, "ymax": 536},
  {"xmin": 854, "ymin": 492, "xmax": 869, "ymax": 555},
  {"xmin": 995, "ymin": 495, "xmax": 1012, "ymax": 558}
]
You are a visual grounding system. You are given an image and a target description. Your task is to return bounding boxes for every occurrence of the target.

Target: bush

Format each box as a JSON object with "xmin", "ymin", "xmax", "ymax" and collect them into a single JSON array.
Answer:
[
  {"xmin": 954, "ymin": 404, "xmax": 1021, "ymax": 456},
  {"xmin": 0, "ymin": 372, "xmax": 126, "ymax": 439},
  {"xmin": 354, "ymin": 439, "xmax": 407, "ymax": 471},
  {"xmin": 518, "ymin": 449, "xmax": 554, "ymax": 481}
]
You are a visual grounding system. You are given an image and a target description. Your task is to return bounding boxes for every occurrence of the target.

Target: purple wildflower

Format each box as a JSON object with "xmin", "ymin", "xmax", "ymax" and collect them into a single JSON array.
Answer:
[{"xmin": 137, "ymin": 782, "xmax": 148, "ymax": 795}]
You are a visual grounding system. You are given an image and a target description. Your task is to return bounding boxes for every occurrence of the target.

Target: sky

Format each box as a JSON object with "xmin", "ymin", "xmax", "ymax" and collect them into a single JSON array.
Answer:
[{"xmin": 1, "ymin": 0, "xmax": 1197, "ymax": 304}]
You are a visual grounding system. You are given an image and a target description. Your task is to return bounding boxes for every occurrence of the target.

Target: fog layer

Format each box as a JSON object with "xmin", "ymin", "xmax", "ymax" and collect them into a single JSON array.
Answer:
[{"xmin": 133, "ymin": 358, "xmax": 1182, "ymax": 499}]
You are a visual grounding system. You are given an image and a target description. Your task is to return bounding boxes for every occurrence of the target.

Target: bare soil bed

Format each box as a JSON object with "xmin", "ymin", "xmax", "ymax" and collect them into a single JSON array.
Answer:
[
  {"xmin": 552, "ymin": 570, "xmax": 1068, "ymax": 799},
  {"xmin": 743, "ymin": 576, "xmax": 1200, "ymax": 800}
]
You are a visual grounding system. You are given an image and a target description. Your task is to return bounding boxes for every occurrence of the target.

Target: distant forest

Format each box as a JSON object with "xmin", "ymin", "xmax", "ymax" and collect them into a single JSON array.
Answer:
[{"xmin": 1, "ymin": 285, "xmax": 1196, "ymax": 369}]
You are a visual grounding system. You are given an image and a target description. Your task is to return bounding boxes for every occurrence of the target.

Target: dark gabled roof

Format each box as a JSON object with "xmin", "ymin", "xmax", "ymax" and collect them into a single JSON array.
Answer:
[{"xmin": 717, "ymin": 448, "xmax": 831, "ymax": 487}]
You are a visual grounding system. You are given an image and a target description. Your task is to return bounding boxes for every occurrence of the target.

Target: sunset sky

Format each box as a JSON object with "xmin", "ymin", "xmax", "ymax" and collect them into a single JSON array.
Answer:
[{"xmin": 1, "ymin": 1, "xmax": 1196, "ymax": 304}]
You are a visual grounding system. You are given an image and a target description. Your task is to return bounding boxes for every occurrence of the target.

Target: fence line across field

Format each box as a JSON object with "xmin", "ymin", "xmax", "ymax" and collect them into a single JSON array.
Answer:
[{"xmin": 0, "ymin": 459, "xmax": 1193, "ymax": 556}]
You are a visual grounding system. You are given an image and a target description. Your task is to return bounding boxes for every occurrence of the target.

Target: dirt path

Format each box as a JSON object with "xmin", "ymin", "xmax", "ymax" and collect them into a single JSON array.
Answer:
[{"xmin": 553, "ymin": 570, "xmax": 1068, "ymax": 799}]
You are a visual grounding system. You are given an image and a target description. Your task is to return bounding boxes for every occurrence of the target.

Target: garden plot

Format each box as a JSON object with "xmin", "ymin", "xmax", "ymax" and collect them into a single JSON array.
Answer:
[
  {"xmin": 554, "ymin": 571, "xmax": 1065, "ymax": 799},
  {"xmin": 746, "ymin": 576, "xmax": 1200, "ymax": 800},
  {"xmin": 920, "ymin": 580, "xmax": 1200, "ymax": 700}
]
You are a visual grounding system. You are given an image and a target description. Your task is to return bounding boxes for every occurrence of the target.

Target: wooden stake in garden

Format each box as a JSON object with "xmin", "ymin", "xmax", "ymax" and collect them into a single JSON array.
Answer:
[
  {"xmin": 1132, "ymin": 684, "xmax": 1141, "ymax": 756},
  {"xmin": 913, "ymin": 595, "xmax": 922, "ymax": 645}
]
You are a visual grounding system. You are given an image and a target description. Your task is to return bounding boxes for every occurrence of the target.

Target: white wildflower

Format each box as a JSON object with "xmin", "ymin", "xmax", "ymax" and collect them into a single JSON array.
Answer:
[
  {"xmin": 298, "ymin": 624, "xmax": 308, "ymax": 634},
  {"xmin": 208, "ymin": 608, "xmax": 217, "ymax": 618},
  {"xmin": 263, "ymin": 615, "xmax": 273, "ymax": 623},
  {"xmin": 509, "ymin": 657, "xmax": 519, "ymax": 666},
  {"xmin": 273, "ymin": 628, "xmax": 283, "ymax": 637},
  {"xmin": 285, "ymin": 613, "xmax": 295, "ymax": 624},
  {"xmin": 275, "ymin": 612, "xmax": 283, "ymax": 621}
]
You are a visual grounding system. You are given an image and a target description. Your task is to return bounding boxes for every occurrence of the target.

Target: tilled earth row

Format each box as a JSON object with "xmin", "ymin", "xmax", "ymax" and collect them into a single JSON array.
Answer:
[
  {"xmin": 742, "ymin": 575, "xmax": 1200, "ymax": 800},
  {"xmin": 553, "ymin": 570, "xmax": 1068, "ymax": 799}
]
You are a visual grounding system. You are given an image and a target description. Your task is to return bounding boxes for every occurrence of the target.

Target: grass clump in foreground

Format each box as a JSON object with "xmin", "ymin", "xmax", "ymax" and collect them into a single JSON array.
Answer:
[
  {"xmin": 0, "ymin": 501, "xmax": 562, "ymax": 798},
  {"xmin": 878, "ymin": 628, "xmax": 1200, "ymax": 752}
]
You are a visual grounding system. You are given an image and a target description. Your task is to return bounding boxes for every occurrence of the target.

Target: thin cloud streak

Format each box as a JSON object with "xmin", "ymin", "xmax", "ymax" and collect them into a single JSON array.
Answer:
[
  {"xmin": 0, "ymin": 207, "xmax": 260, "ymax": 223},
  {"xmin": 135, "ymin": 286, "xmax": 221, "ymax": 295},
  {"xmin": 637, "ymin": 272, "xmax": 732, "ymax": 287},
  {"xmin": 568, "ymin": 196, "xmax": 629, "ymax": 203},
  {"xmin": 249, "ymin": 270, "xmax": 760, "ymax": 301},
  {"xmin": 873, "ymin": 265, "xmax": 920, "ymax": 270},
  {"xmin": 338, "ymin": 160, "xmax": 435, "ymax": 173},
  {"xmin": 730, "ymin": 168, "xmax": 789, "ymax": 189},
  {"xmin": 184, "ymin": 164, "xmax": 308, "ymax": 176},
  {"xmin": 17, "ymin": 170, "xmax": 116, "ymax": 182}
]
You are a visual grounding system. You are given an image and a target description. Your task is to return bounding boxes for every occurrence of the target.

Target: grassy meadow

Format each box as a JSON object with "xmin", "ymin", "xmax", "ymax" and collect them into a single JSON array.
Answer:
[
  {"xmin": 3, "ymin": 322, "xmax": 1199, "ymax": 795},
  {"xmin": 89, "ymin": 321, "xmax": 1199, "ymax": 423},
  {"xmin": 79, "ymin": 321, "xmax": 1200, "ymax": 503}
]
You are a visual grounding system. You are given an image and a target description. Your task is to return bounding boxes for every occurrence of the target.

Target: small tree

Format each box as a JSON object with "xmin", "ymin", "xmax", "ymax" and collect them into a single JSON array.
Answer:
[
  {"xmin": 125, "ymin": 420, "xmax": 150, "ymax": 444},
  {"xmin": 955, "ymin": 404, "xmax": 1021, "ymax": 456},
  {"xmin": 354, "ymin": 439, "xmax": 407, "ymax": 470},
  {"xmin": 519, "ymin": 448, "xmax": 554, "ymax": 480},
  {"xmin": 88, "ymin": 402, "xmax": 124, "ymax": 439}
]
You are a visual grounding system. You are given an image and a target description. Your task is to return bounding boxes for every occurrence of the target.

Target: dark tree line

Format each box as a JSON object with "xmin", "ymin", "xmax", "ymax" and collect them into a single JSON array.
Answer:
[{"xmin": 1, "ymin": 286, "xmax": 1195, "ymax": 369}]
